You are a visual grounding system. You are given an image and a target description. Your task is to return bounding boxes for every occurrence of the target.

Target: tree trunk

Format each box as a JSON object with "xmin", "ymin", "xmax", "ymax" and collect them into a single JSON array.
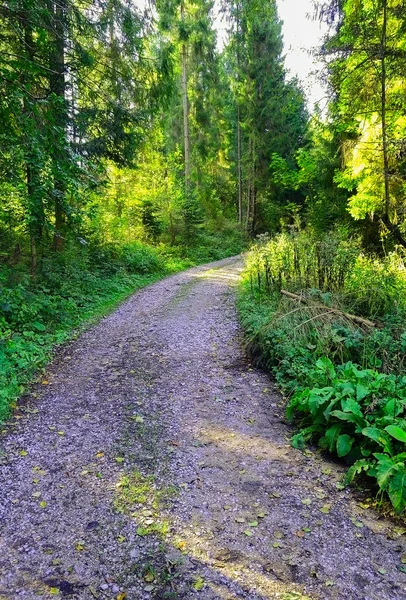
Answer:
[
  {"xmin": 181, "ymin": 2, "xmax": 191, "ymax": 193},
  {"xmin": 236, "ymin": 0, "xmax": 243, "ymax": 224},
  {"xmin": 21, "ymin": 4, "xmax": 42, "ymax": 274},
  {"xmin": 50, "ymin": 0, "xmax": 67, "ymax": 251}
]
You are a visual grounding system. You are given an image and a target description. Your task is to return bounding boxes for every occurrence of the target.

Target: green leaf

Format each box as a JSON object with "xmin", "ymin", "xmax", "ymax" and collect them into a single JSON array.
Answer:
[
  {"xmin": 344, "ymin": 459, "xmax": 373, "ymax": 485},
  {"xmin": 374, "ymin": 455, "xmax": 399, "ymax": 490},
  {"xmin": 342, "ymin": 397, "xmax": 363, "ymax": 417},
  {"xmin": 336, "ymin": 434, "xmax": 354, "ymax": 457},
  {"xmin": 356, "ymin": 384, "xmax": 370, "ymax": 402},
  {"xmin": 361, "ymin": 427, "xmax": 392, "ymax": 453},
  {"xmin": 385, "ymin": 425, "xmax": 406, "ymax": 444},
  {"xmin": 316, "ymin": 357, "xmax": 336, "ymax": 379},
  {"xmin": 330, "ymin": 410, "xmax": 366, "ymax": 428},
  {"xmin": 388, "ymin": 469, "xmax": 406, "ymax": 514}
]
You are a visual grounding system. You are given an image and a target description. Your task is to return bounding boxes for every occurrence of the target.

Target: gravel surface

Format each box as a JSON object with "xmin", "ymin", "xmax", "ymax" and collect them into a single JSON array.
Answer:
[{"xmin": 0, "ymin": 256, "xmax": 405, "ymax": 600}]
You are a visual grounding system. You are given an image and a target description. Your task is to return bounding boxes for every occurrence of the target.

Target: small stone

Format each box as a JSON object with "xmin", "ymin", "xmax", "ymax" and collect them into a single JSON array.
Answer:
[
  {"xmin": 100, "ymin": 584, "xmax": 108, "ymax": 591},
  {"xmin": 111, "ymin": 584, "xmax": 120, "ymax": 593}
]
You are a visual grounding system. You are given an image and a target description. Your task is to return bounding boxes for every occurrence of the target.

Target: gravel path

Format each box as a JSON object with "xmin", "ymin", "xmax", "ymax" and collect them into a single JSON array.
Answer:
[{"xmin": 0, "ymin": 257, "xmax": 405, "ymax": 600}]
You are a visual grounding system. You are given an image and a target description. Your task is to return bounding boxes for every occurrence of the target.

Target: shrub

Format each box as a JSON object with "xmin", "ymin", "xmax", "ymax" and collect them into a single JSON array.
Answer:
[{"xmin": 287, "ymin": 358, "xmax": 406, "ymax": 513}]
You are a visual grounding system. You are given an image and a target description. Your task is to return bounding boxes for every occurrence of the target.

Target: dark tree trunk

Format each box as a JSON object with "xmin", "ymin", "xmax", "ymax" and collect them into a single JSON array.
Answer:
[{"xmin": 50, "ymin": 0, "xmax": 67, "ymax": 251}]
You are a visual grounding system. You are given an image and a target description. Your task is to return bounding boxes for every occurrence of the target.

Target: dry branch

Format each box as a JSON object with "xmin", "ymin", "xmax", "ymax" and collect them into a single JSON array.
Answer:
[{"xmin": 280, "ymin": 289, "xmax": 377, "ymax": 329}]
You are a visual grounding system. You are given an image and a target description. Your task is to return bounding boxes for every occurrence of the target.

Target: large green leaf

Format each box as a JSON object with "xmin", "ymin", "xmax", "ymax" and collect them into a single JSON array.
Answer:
[
  {"xmin": 324, "ymin": 423, "xmax": 343, "ymax": 453},
  {"xmin": 308, "ymin": 389, "xmax": 333, "ymax": 415},
  {"xmin": 344, "ymin": 459, "xmax": 373, "ymax": 485},
  {"xmin": 385, "ymin": 425, "xmax": 406, "ymax": 444},
  {"xmin": 316, "ymin": 357, "xmax": 336, "ymax": 379},
  {"xmin": 337, "ymin": 434, "xmax": 354, "ymax": 457},
  {"xmin": 373, "ymin": 455, "xmax": 398, "ymax": 490},
  {"xmin": 388, "ymin": 469, "xmax": 406, "ymax": 514},
  {"xmin": 361, "ymin": 427, "xmax": 392, "ymax": 454},
  {"xmin": 331, "ymin": 410, "xmax": 366, "ymax": 428},
  {"xmin": 356, "ymin": 384, "xmax": 370, "ymax": 402},
  {"xmin": 341, "ymin": 397, "xmax": 363, "ymax": 417}
]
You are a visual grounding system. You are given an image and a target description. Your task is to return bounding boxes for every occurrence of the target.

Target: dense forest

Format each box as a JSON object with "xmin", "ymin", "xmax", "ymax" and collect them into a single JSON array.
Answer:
[{"xmin": 2, "ymin": 0, "xmax": 406, "ymax": 511}]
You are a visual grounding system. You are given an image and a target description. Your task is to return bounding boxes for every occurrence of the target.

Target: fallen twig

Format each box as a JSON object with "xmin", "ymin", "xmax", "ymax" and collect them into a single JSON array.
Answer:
[{"xmin": 280, "ymin": 289, "xmax": 377, "ymax": 329}]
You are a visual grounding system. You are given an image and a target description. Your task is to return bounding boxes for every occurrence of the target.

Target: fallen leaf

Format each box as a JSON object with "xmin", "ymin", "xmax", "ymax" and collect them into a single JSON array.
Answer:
[
  {"xmin": 272, "ymin": 541, "xmax": 281, "ymax": 548},
  {"xmin": 243, "ymin": 530, "xmax": 253, "ymax": 537},
  {"xmin": 235, "ymin": 517, "xmax": 246, "ymax": 523},
  {"xmin": 274, "ymin": 531, "xmax": 284, "ymax": 539},
  {"xmin": 377, "ymin": 568, "xmax": 386, "ymax": 575},
  {"xmin": 320, "ymin": 504, "xmax": 331, "ymax": 514},
  {"xmin": 302, "ymin": 498, "xmax": 312, "ymax": 506},
  {"xmin": 19, "ymin": 450, "xmax": 28, "ymax": 457},
  {"xmin": 248, "ymin": 520, "xmax": 258, "ymax": 527},
  {"xmin": 115, "ymin": 457, "xmax": 124, "ymax": 463},
  {"xmin": 39, "ymin": 501, "xmax": 47, "ymax": 508},
  {"xmin": 32, "ymin": 491, "xmax": 41, "ymax": 499}
]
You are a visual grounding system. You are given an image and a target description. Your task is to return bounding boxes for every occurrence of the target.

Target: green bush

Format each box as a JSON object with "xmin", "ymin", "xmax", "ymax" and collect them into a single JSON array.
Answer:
[{"xmin": 287, "ymin": 358, "xmax": 406, "ymax": 513}]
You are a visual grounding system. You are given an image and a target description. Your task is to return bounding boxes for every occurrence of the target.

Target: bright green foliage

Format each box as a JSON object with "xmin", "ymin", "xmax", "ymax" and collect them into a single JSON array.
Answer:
[
  {"xmin": 319, "ymin": 0, "xmax": 406, "ymax": 247},
  {"xmin": 287, "ymin": 359, "xmax": 406, "ymax": 513}
]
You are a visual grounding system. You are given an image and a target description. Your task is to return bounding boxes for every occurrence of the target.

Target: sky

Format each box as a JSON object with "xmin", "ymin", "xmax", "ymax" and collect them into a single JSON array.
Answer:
[{"xmin": 275, "ymin": 0, "xmax": 329, "ymax": 111}]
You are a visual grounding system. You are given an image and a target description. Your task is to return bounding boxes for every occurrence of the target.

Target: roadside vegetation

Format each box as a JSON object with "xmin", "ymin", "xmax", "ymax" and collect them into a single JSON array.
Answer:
[
  {"xmin": 239, "ymin": 232, "xmax": 406, "ymax": 513},
  {"xmin": 0, "ymin": 231, "xmax": 243, "ymax": 422}
]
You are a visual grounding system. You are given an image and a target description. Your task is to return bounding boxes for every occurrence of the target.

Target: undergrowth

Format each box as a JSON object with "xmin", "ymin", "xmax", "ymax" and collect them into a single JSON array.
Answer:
[
  {"xmin": 0, "ymin": 235, "xmax": 243, "ymax": 422},
  {"xmin": 238, "ymin": 231, "xmax": 406, "ymax": 513}
]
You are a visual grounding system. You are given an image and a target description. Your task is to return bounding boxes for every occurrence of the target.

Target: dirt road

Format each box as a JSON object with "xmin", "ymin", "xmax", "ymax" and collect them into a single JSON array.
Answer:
[{"xmin": 0, "ymin": 257, "xmax": 405, "ymax": 600}]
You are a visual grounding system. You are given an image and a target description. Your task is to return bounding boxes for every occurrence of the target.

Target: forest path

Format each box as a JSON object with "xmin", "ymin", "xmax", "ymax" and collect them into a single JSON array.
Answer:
[{"xmin": 0, "ymin": 257, "xmax": 405, "ymax": 600}]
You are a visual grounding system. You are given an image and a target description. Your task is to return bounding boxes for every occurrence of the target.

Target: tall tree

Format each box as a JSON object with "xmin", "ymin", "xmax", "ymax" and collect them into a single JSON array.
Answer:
[
  {"xmin": 223, "ymin": 0, "xmax": 308, "ymax": 233},
  {"xmin": 319, "ymin": 0, "xmax": 406, "ymax": 247}
]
